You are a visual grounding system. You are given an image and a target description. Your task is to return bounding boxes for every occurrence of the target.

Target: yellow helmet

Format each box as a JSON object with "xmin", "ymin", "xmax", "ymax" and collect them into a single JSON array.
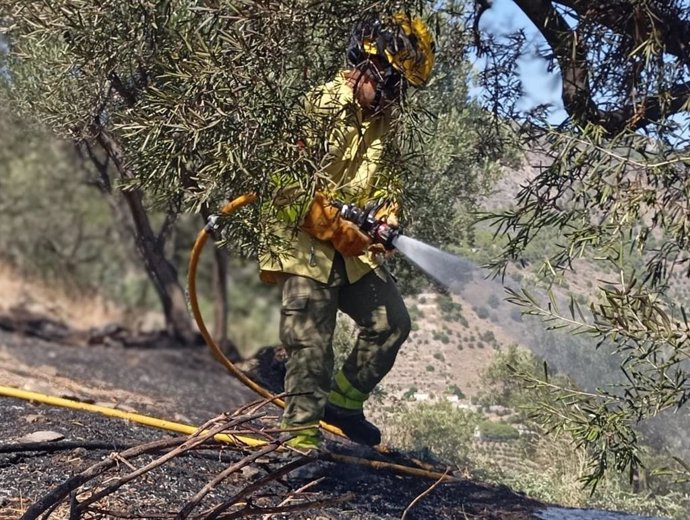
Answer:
[{"xmin": 347, "ymin": 12, "xmax": 435, "ymax": 88}]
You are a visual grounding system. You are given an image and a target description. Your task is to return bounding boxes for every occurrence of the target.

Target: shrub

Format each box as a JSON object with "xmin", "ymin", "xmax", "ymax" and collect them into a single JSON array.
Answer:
[
  {"xmin": 481, "ymin": 330, "xmax": 496, "ymax": 343},
  {"xmin": 387, "ymin": 401, "xmax": 479, "ymax": 464},
  {"xmin": 437, "ymin": 295, "xmax": 463, "ymax": 320},
  {"xmin": 426, "ymin": 365, "xmax": 435, "ymax": 372},
  {"xmin": 433, "ymin": 352, "xmax": 445, "ymax": 362},
  {"xmin": 447, "ymin": 384, "xmax": 465, "ymax": 399},
  {"xmin": 432, "ymin": 330, "xmax": 450, "ymax": 344},
  {"xmin": 439, "ymin": 296, "xmax": 456, "ymax": 314},
  {"xmin": 403, "ymin": 387, "xmax": 418, "ymax": 400}
]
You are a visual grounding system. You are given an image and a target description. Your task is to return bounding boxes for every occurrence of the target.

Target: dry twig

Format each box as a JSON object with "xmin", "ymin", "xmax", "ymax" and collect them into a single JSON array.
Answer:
[
  {"xmin": 262, "ymin": 476, "xmax": 323, "ymax": 520},
  {"xmin": 214, "ymin": 492, "xmax": 354, "ymax": 520},
  {"xmin": 76, "ymin": 412, "xmax": 265, "ymax": 512},
  {"xmin": 401, "ymin": 467, "xmax": 450, "ymax": 520},
  {"xmin": 20, "ymin": 437, "xmax": 184, "ymax": 520},
  {"xmin": 176, "ymin": 441, "xmax": 281, "ymax": 519},
  {"xmin": 200, "ymin": 457, "xmax": 311, "ymax": 520}
]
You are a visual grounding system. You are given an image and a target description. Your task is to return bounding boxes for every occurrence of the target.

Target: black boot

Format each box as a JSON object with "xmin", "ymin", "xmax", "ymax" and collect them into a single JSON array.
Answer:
[{"xmin": 323, "ymin": 403, "xmax": 381, "ymax": 446}]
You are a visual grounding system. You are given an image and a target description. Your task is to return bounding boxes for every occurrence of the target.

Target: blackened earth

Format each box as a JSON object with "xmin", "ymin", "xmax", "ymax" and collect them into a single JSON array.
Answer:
[{"xmin": 0, "ymin": 330, "xmax": 542, "ymax": 520}]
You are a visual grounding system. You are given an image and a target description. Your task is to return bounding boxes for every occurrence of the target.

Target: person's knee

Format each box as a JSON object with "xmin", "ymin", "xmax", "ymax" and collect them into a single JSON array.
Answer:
[
  {"xmin": 393, "ymin": 307, "xmax": 412, "ymax": 343},
  {"xmin": 382, "ymin": 304, "xmax": 411, "ymax": 345}
]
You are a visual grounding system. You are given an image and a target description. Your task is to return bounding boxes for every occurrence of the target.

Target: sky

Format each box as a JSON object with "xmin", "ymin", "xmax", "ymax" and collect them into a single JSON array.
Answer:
[{"xmin": 472, "ymin": 0, "xmax": 569, "ymax": 124}]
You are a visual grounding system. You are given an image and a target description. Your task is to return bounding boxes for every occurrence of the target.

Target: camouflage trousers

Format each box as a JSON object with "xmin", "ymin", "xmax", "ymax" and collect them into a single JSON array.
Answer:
[{"xmin": 279, "ymin": 253, "xmax": 411, "ymax": 427}]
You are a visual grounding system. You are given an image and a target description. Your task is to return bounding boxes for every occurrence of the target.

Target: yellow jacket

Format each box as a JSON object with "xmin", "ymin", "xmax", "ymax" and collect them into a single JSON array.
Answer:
[{"xmin": 260, "ymin": 71, "xmax": 391, "ymax": 284}]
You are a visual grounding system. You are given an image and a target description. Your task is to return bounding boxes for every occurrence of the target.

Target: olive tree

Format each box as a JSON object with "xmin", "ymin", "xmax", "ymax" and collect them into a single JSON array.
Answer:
[
  {"xmin": 468, "ymin": 0, "xmax": 690, "ymax": 487},
  {"xmin": 0, "ymin": 0, "xmax": 410, "ymax": 343},
  {"xmin": 0, "ymin": 103, "xmax": 135, "ymax": 293},
  {"xmin": 2, "ymin": 1, "xmax": 496, "ymax": 341}
]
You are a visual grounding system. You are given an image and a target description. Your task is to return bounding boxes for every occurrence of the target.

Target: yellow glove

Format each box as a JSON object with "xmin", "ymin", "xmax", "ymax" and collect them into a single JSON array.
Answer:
[{"xmin": 302, "ymin": 192, "xmax": 372, "ymax": 257}]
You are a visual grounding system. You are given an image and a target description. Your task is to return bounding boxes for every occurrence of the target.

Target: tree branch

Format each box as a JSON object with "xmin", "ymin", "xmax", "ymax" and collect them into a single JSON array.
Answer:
[
  {"xmin": 557, "ymin": 0, "xmax": 690, "ymax": 66},
  {"xmin": 509, "ymin": 0, "xmax": 690, "ymax": 133}
]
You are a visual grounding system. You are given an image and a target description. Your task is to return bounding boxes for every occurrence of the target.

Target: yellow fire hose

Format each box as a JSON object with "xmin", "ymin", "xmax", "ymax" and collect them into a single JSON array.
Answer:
[
  {"xmin": 186, "ymin": 193, "xmax": 348, "ymax": 439},
  {"xmin": 187, "ymin": 194, "xmax": 455, "ymax": 481},
  {"xmin": 0, "ymin": 193, "xmax": 455, "ymax": 482},
  {"xmin": 0, "ymin": 385, "xmax": 263, "ymax": 446},
  {"xmin": 187, "ymin": 194, "xmax": 275, "ymax": 402}
]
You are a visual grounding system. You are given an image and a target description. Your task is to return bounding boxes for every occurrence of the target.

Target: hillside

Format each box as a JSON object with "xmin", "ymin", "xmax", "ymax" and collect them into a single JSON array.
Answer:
[
  {"xmin": 1, "ymin": 254, "xmax": 671, "ymax": 519},
  {"xmin": 1, "ymin": 152, "xmax": 686, "ymax": 518},
  {"xmin": 0, "ymin": 270, "xmax": 547, "ymax": 520}
]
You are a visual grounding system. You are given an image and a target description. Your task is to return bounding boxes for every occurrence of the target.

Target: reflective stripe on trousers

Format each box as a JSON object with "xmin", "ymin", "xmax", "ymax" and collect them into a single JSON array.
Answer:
[{"xmin": 279, "ymin": 253, "xmax": 411, "ymax": 427}]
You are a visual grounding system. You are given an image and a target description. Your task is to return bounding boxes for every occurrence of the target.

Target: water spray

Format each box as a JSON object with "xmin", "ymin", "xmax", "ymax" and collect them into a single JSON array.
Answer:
[{"xmin": 335, "ymin": 201, "xmax": 475, "ymax": 293}]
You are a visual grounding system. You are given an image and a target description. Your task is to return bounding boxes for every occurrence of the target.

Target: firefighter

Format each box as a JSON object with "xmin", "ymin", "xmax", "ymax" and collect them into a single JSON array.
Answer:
[{"xmin": 260, "ymin": 12, "xmax": 435, "ymax": 449}]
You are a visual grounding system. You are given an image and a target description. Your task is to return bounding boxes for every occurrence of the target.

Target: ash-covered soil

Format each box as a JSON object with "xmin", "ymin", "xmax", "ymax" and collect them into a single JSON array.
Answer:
[{"xmin": 0, "ymin": 329, "xmax": 542, "ymax": 520}]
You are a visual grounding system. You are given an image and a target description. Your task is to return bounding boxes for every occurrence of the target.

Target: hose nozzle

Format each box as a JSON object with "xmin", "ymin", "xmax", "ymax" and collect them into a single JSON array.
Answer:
[{"xmin": 335, "ymin": 201, "xmax": 400, "ymax": 250}]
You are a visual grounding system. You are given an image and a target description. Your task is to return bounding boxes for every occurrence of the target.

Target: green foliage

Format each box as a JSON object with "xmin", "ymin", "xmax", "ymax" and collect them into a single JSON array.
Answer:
[
  {"xmin": 397, "ymin": 344, "xmax": 690, "ymax": 517},
  {"xmin": 431, "ymin": 330, "xmax": 450, "ymax": 344},
  {"xmin": 436, "ymin": 294, "xmax": 465, "ymax": 326},
  {"xmin": 477, "ymin": 420, "xmax": 519, "ymax": 441},
  {"xmin": 470, "ymin": 1, "xmax": 690, "ymax": 486},
  {"xmin": 0, "ymin": 0, "xmax": 504, "ymax": 268},
  {"xmin": 331, "ymin": 312, "xmax": 358, "ymax": 372},
  {"xmin": 387, "ymin": 401, "xmax": 479, "ymax": 463},
  {"xmin": 472, "ymin": 0, "xmax": 690, "ymax": 488},
  {"xmin": 0, "ymin": 104, "xmax": 134, "ymax": 297},
  {"xmin": 403, "ymin": 386, "xmax": 418, "ymax": 400},
  {"xmin": 407, "ymin": 303, "xmax": 424, "ymax": 332},
  {"xmin": 447, "ymin": 383, "xmax": 465, "ymax": 399},
  {"xmin": 479, "ymin": 344, "xmax": 563, "ymax": 411}
]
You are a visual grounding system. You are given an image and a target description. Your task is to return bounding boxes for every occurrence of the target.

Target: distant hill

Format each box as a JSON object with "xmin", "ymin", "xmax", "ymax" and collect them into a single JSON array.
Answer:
[{"xmin": 375, "ymin": 149, "xmax": 690, "ymax": 462}]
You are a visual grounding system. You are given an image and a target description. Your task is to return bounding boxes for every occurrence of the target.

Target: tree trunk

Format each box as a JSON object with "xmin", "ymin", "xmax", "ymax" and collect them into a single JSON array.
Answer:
[
  {"xmin": 94, "ymin": 130, "xmax": 198, "ymax": 345},
  {"xmin": 199, "ymin": 214, "xmax": 241, "ymax": 361}
]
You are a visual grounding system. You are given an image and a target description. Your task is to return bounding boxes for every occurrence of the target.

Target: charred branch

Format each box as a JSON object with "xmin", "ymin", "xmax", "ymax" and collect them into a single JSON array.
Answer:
[{"xmin": 19, "ymin": 437, "xmax": 184, "ymax": 520}]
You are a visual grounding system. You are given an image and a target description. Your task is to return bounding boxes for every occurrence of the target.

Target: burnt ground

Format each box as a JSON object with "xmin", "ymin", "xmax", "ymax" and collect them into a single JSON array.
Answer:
[{"xmin": 0, "ymin": 328, "xmax": 544, "ymax": 520}]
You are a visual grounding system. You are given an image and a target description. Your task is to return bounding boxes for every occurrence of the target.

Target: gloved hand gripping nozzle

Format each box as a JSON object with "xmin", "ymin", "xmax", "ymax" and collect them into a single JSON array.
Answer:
[{"xmin": 332, "ymin": 200, "xmax": 400, "ymax": 251}]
